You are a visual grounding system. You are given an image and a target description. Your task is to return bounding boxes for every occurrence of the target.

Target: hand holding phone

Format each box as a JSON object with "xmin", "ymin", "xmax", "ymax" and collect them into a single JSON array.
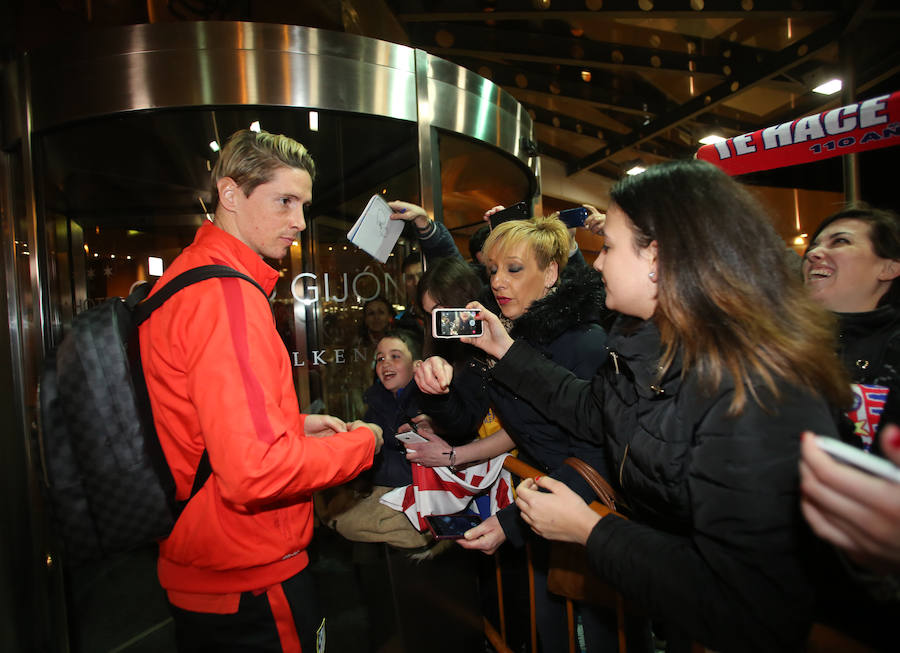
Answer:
[
  {"xmin": 425, "ymin": 513, "xmax": 483, "ymax": 540},
  {"xmin": 814, "ymin": 435, "xmax": 900, "ymax": 482},
  {"xmin": 433, "ymin": 308, "xmax": 483, "ymax": 339},
  {"xmin": 488, "ymin": 202, "xmax": 530, "ymax": 230},
  {"xmin": 395, "ymin": 431, "xmax": 428, "ymax": 444},
  {"xmin": 558, "ymin": 206, "xmax": 589, "ymax": 229}
]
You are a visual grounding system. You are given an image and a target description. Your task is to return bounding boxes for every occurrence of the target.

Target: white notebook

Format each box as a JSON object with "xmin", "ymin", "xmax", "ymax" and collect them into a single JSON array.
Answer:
[{"xmin": 346, "ymin": 195, "xmax": 404, "ymax": 263}]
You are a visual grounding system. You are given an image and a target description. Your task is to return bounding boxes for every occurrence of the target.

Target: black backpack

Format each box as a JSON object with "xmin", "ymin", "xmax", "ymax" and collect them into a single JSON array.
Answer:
[{"xmin": 38, "ymin": 265, "xmax": 267, "ymax": 565}]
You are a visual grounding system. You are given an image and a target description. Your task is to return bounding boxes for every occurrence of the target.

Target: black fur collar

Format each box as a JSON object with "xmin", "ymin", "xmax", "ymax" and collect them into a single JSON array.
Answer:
[{"xmin": 480, "ymin": 263, "xmax": 608, "ymax": 345}]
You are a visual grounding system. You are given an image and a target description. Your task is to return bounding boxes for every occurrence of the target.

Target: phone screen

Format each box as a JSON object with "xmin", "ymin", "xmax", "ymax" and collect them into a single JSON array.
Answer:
[
  {"xmin": 425, "ymin": 513, "xmax": 483, "ymax": 540},
  {"xmin": 432, "ymin": 308, "xmax": 483, "ymax": 338}
]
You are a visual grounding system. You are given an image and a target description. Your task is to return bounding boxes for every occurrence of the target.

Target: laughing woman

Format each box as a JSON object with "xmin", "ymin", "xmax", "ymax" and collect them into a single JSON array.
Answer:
[
  {"xmin": 802, "ymin": 205, "xmax": 900, "ymax": 448},
  {"xmin": 463, "ymin": 160, "xmax": 850, "ymax": 652},
  {"xmin": 799, "ymin": 205, "xmax": 900, "ymax": 648}
]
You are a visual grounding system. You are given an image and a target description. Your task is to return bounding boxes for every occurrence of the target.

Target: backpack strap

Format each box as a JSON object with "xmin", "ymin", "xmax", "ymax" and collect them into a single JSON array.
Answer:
[
  {"xmin": 132, "ymin": 264, "xmax": 268, "ymax": 326},
  {"xmin": 131, "ymin": 264, "xmax": 268, "ymax": 510}
]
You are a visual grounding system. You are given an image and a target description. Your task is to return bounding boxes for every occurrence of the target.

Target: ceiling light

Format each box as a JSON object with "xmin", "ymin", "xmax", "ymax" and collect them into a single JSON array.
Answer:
[
  {"xmin": 209, "ymin": 141, "xmax": 220, "ymax": 152},
  {"xmin": 309, "ymin": 111, "xmax": 319, "ymax": 132},
  {"xmin": 699, "ymin": 134, "xmax": 726, "ymax": 145},
  {"xmin": 626, "ymin": 165, "xmax": 646, "ymax": 176},
  {"xmin": 812, "ymin": 79, "xmax": 842, "ymax": 95},
  {"xmin": 249, "ymin": 120, "xmax": 261, "ymax": 132}
]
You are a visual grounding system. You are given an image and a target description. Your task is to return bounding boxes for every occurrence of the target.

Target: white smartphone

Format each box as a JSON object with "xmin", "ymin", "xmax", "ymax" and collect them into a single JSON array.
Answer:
[
  {"xmin": 432, "ymin": 308, "xmax": 483, "ymax": 339},
  {"xmin": 814, "ymin": 436, "xmax": 900, "ymax": 483},
  {"xmin": 395, "ymin": 431, "xmax": 427, "ymax": 444}
]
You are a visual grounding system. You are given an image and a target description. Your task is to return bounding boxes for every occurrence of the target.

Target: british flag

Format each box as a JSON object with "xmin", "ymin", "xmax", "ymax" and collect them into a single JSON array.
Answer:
[{"xmin": 379, "ymin": 454, "xmax": 515, "ymax": 531}]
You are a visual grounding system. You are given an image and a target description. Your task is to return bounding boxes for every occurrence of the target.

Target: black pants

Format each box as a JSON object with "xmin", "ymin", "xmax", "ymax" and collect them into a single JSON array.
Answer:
[{"xmin": 168, "ymin": 568, "xmax": 324, "ymax": 653}]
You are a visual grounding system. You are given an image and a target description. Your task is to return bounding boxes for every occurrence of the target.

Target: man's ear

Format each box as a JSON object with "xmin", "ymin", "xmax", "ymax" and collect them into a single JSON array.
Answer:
[
  {"xmin": 216, "ymin": 177, "xmax": 240, "ymax": 212},
  {"xmin": 878, "ymin": 259, "xmax": 900, "ymax": 281}
]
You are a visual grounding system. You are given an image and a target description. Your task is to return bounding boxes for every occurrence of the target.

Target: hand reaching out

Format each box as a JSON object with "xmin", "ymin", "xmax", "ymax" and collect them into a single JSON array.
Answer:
[
  {"xmin": 414, "ymin": 356, "xmax": 454, "ymax": 394},
  {"xmin": 583, "ymin": 204, "xmax": 606, "ymax": 235},
  {"xmin": 456, "ymin": 514, "xmax": 507, "ymax": 555},
  {"xmin": 348, "ymin": 420, "xmax": 384, "ymax": 454},
  {"xmin": 516, "ymin": 476, "xmax": 602, "ymax": 545},
  {"xmin": 800, "ymin": 426, "xmax": 900, "ymax": 572},
  {"xmin": 460, "ymin": 302, "xmax": 514, "ymax": 360},
  {"xmin": 403, "ymin": 428, "xmax": 452, "ymax": 467},
  {"xmin": 387, "ymin": 200, "xmax": 430, "ymax": 230},
  {"xmin": 483, "ymin": 205, "xmax": 505, "ymax": 225}
]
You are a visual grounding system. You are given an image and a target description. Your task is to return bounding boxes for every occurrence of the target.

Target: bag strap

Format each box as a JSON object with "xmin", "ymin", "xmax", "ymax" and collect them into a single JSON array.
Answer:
[
  {"xmin": 132, "ymin": 265, "xmax": 268, "ymax": 326},
  {"xmin": 130, "ymin": 264, "xmax": 267, "ymax": 510},
  {"xmin": 563, "ymin": 457, "xmax": 618, "ymax": 512}
]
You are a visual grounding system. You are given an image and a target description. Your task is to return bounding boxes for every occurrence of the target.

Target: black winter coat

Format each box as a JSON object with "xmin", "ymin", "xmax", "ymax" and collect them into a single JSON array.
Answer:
[
  {"xmin": 363, "ymin": 379, "xmax": 422, "ymax": 487},
  {"xmin": 421, "ymin": 264, "xmax": 611, "ymax": 546},
  {"xmin": 836, "ymin": 305, "xmax": 900, "ymax": 385},
  {"xmin": 490, "ymin": 317, "xmax": 839, "ymax": 652}
]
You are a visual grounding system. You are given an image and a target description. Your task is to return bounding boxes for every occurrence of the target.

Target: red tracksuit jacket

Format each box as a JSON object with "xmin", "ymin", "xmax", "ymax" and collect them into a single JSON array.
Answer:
[{"xmin": 140, "ymin": 221, "xmax": 374, "ymax": 611}]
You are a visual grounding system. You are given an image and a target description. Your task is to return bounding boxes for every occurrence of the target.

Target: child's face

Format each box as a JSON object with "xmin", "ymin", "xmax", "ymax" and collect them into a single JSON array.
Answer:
[{"xmin": 374, "ymin": 337, "xmax": 417, "ymax": 394}]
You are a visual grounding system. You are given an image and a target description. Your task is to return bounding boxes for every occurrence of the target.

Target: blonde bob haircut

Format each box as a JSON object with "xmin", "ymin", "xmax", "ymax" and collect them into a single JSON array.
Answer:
[
  {"xmin": 482, "ymin": 216, "xmax": 570, "ymax": 273},
  {"xmin": 211, "ymin": 129, "xmax": 316, "ymax": 201}
]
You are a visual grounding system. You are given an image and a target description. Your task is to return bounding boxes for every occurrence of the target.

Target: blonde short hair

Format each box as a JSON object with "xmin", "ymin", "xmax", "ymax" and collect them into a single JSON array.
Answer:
[
  {"xmin": 212, "ymin": 129, "xmax": 316, "ymax": 200},
  {"xmin": 482, "ymin": 216, "xmax": 570, "ymax": 272}
]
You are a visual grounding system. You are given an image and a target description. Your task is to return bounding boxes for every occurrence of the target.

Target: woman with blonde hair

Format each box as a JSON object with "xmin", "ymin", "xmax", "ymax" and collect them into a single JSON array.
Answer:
[
  {"xmin": 411, "ymin": 216, "xmax": 618, "ymax": 652},
  {"xmin": 460, "ymin": 160, "xmax": 850, "ymax": 652}
]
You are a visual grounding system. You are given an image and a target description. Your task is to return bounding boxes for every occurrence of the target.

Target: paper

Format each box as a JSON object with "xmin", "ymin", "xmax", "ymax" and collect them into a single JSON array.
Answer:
[{"xmin": 346, "ymin": 195, "xmax": 404, "ymax": 263}]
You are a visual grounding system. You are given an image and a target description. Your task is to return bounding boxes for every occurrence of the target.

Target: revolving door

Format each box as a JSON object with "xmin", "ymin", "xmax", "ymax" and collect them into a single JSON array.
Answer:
[{"xmin": 1, "ymin": 21, "xmax": 536, "ymax": 651}]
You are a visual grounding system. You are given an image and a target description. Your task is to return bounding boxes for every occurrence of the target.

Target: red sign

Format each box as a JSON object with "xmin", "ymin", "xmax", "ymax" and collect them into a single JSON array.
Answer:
[{"xmin": 696, "ymin": 91, "xmax": 900, "ymax": 176}]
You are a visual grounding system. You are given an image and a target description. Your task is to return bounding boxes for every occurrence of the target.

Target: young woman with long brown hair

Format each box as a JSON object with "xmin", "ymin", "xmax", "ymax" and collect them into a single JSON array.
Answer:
[{"xmin": 451, "ymin": 160, "xmax": 851, "ymax": 652}]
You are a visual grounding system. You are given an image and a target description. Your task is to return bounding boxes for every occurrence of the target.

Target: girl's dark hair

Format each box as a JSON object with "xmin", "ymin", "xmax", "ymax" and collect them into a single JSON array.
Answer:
[
  {"xmin": 807, "ymin": 204, "xmax": 900, "ymax": 307},
  {"xmin": 610, "ymin": 159, "xmax": 849, "ymax": 414},
  {"xmin": 417, "ymin": 257, "xmax": 483, "ymax": 310}
]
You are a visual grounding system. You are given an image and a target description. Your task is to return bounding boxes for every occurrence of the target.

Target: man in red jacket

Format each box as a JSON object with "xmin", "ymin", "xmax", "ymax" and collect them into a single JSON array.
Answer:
[{"xmin": 140, "ymin": 128, "xmax": 383, "ymax": 652}]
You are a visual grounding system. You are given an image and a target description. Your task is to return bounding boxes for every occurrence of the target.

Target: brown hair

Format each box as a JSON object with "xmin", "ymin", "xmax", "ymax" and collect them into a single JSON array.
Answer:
[
  {"xmin": 212, "ymin": 129, "xmax": 316, "ymax": 201},
  {"xmin": 610, "ymin": 159, "xmax": 850, "ymax": 414}
]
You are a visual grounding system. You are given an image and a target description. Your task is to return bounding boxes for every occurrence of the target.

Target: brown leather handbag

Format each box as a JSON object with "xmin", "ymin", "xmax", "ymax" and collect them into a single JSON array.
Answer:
[{"xmin": 546, "ymin": 457, "xmax": 623, "ymax": 605}]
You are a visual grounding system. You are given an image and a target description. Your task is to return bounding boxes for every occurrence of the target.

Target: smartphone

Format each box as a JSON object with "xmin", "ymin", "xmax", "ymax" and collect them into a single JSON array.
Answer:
[
  {"xmin": 425, "ymin": 513, "xmax": 483, "ymax": 540},
  {"xmin": 488, "ymin": 202, "xmax": 531, "ymax": 230},
  {"xmin": 432, "ymin": 308, "xmax": 483, "ymax": 339},
  {"xmin": 395, "ymin": 431, "xmax": 427, "ymax": 444},
  {"xmin": 814, "ymin": 435, "xmax": 900, "ymax": 482},
  {"xmin": 558, "ymin": 206, "xmax": 589, "ymax": 229}
]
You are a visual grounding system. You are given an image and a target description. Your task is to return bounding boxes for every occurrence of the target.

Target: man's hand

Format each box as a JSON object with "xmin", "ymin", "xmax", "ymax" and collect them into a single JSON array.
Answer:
[
  {"xmin": 456, "ymin": 514, "xmax": 507, "ymax": 555},
  {"xmin": 304, "ymin": 414, "xmax": 347, "ymax": 438},
  {"xmin": 349, "ymin": 420, "xmax": 384, "ymax": 454},
  {"xmin": 388, "ymin": 200, "xmax": 431, "ymax": 230}
]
